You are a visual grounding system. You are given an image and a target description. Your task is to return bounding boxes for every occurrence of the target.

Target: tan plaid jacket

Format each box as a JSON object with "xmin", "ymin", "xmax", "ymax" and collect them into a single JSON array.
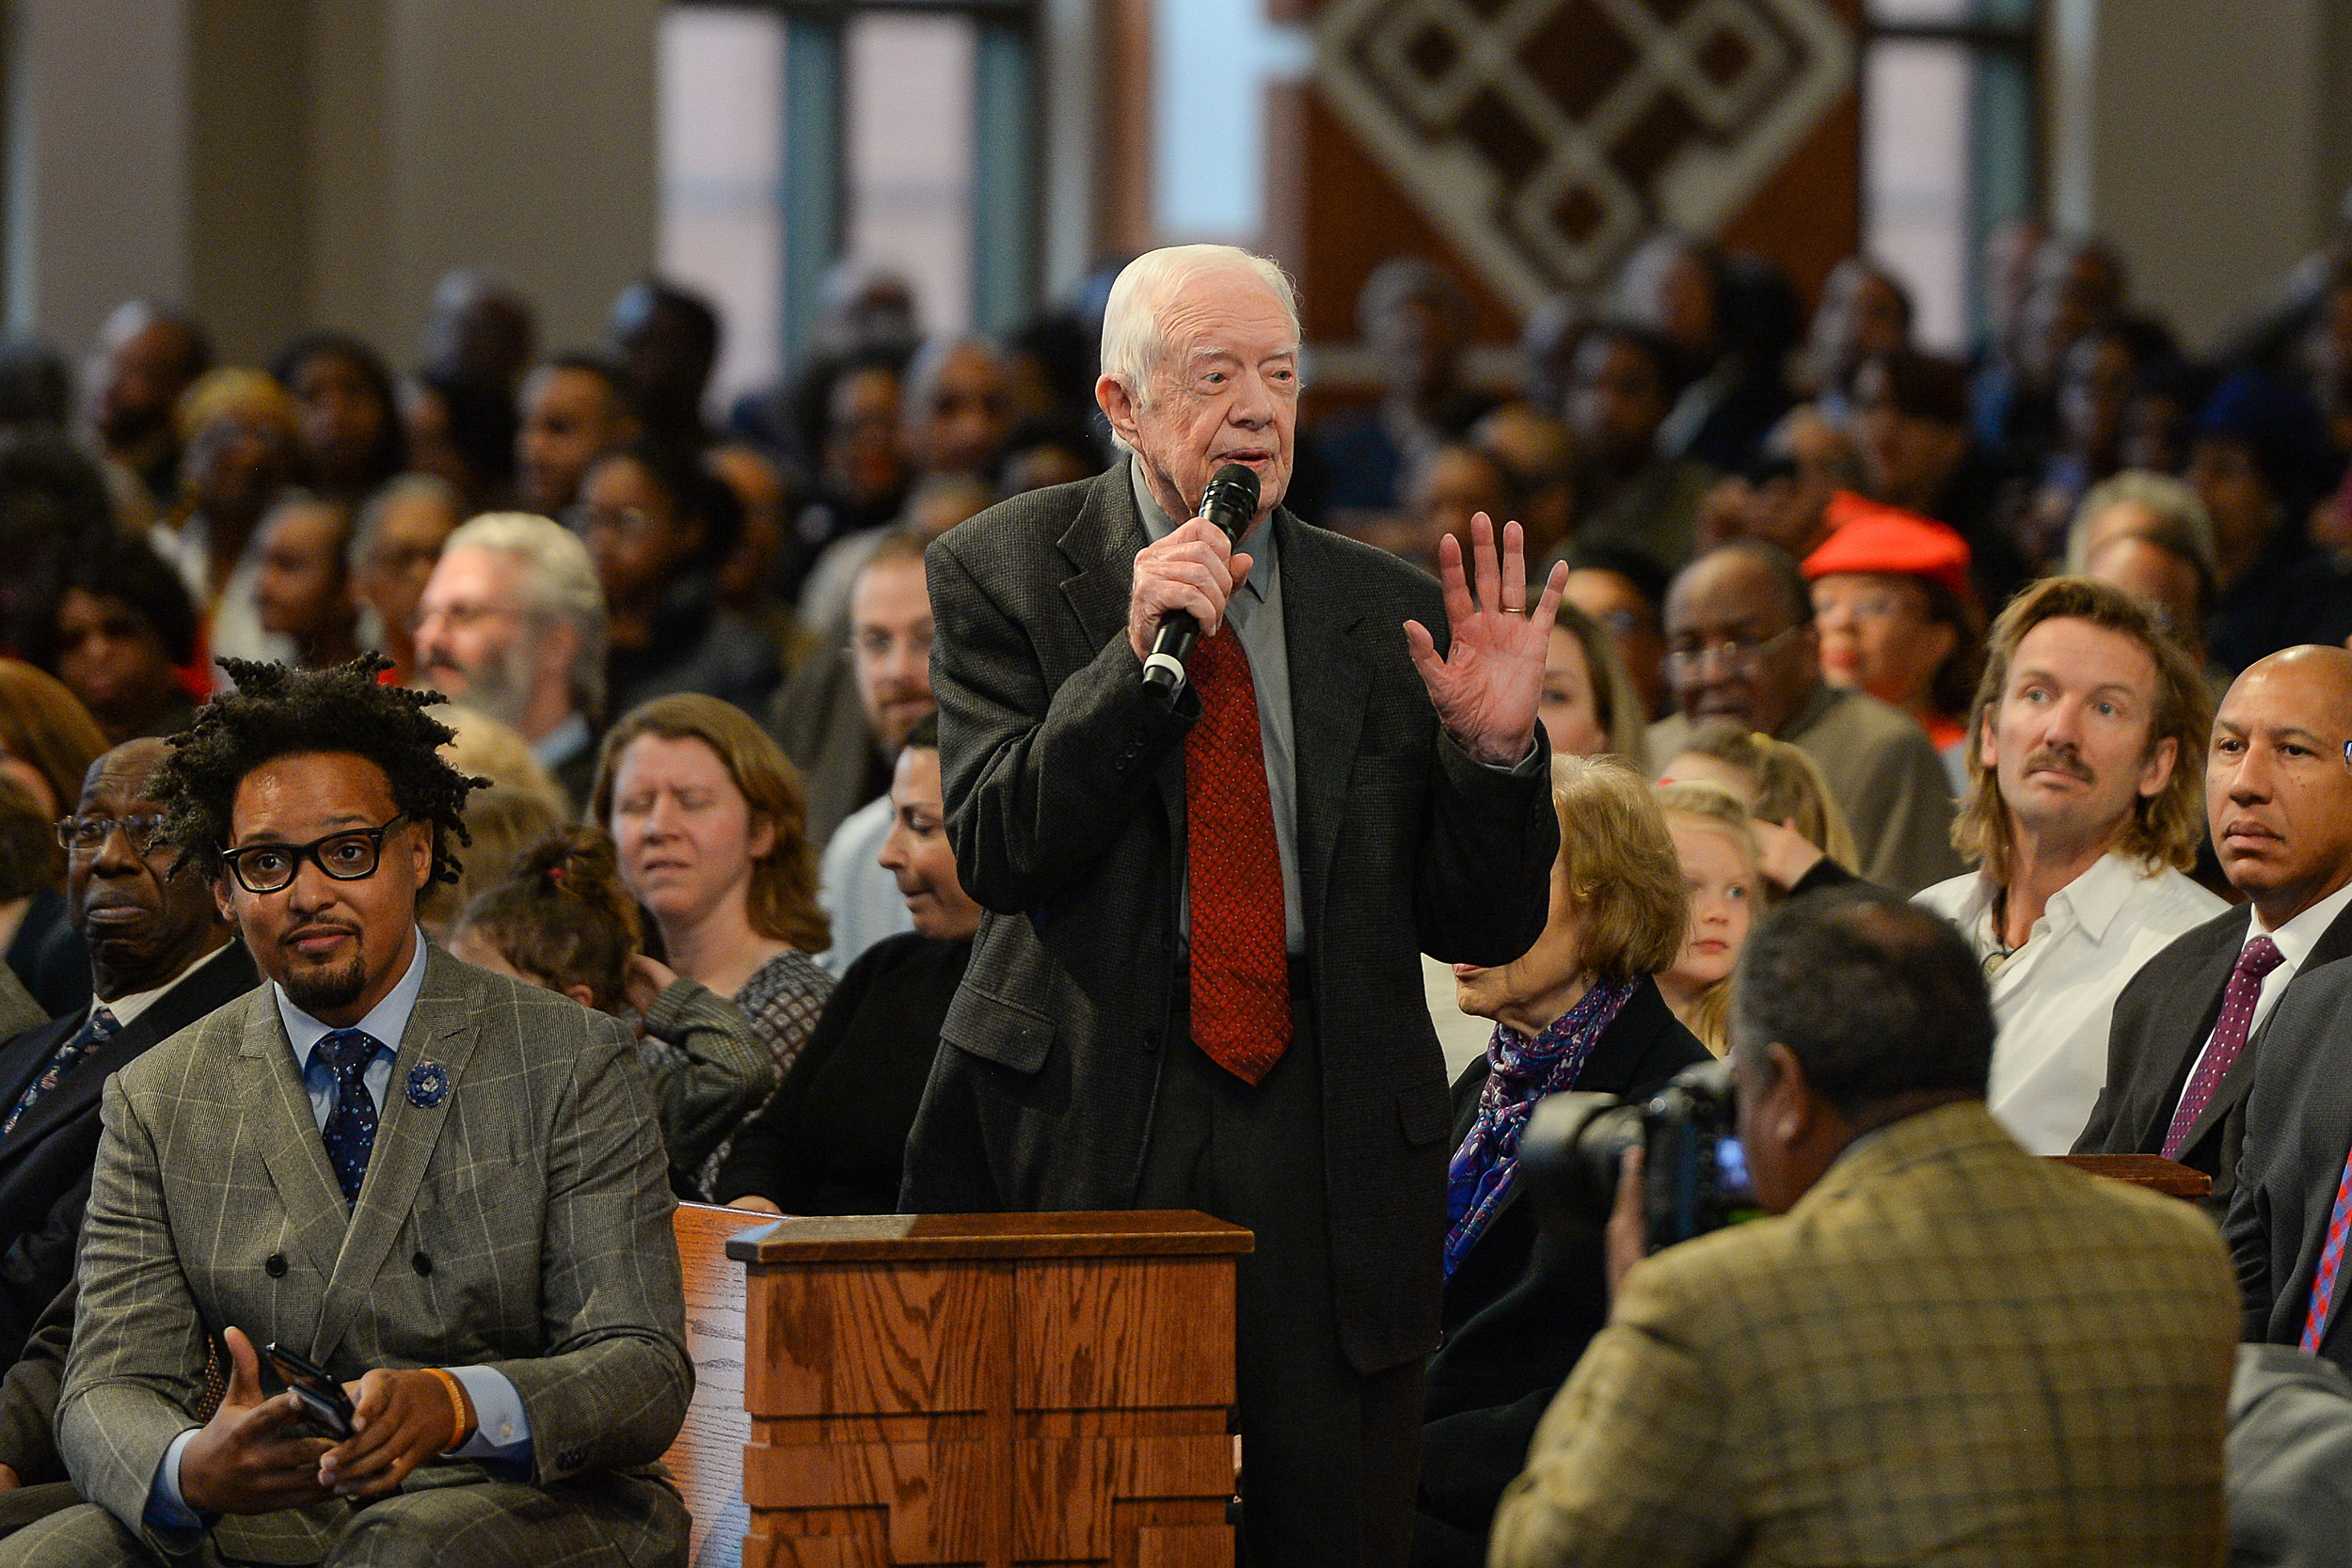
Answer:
[
  {"xmin": 1491, "ymin": 1101, "xmax": 2239, "ymax": 1568},
  {"xmin": 56, "ymin": 943, "xmax": 691, "ymax": 1561}
]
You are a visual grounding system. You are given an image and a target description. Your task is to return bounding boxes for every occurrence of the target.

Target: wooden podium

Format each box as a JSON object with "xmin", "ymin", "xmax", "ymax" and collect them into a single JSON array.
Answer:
[{"xmin": 725, "ymin": 1211, "xmax": 1254, "ymax": 1567}]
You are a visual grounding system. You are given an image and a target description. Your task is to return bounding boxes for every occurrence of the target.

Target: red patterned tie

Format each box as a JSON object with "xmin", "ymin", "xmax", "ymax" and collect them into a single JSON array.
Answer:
[
  {"xmin": 1184, "ymin": 626, "xmax": 1291, "ymax": 1084},
  {"xmin": 2161, "ymin": 936, "xmax": 2283, "ymax": 1159}
]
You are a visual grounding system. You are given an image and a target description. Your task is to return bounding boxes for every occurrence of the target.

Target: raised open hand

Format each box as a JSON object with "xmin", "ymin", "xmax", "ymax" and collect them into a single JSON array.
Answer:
[{"xmin": 1404, "ymin": 513, "xmax": 1567, "ymax": 766}]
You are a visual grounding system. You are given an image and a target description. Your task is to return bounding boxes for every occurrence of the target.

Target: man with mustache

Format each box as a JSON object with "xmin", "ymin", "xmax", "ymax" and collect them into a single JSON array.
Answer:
[
  {"xmin": 0, "ymin": 657, "xmax": 688, "ymax": 1567},
  {"xmin": 0, "ymin": 739, "xmax": 251, "ymax": 1370},
  {"xmin": 1915, "ymin": 577, "xmax": 2225, "ymax": 1152},
  {"xmin": 2076, "ymin": 645, "xmax": 2352, "ymax": 1212},
  {"xmin": 411, "ymin": 513, "xmax": 610, "ymax": 810}
]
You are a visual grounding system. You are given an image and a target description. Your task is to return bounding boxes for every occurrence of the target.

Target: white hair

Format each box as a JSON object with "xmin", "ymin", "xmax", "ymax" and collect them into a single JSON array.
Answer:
[
  {"xmin": 1097, "ymin": 245, "xmax": 1301, "ymax": 451},
  {"xmin": 439, "ymin": 512, "xmax": 610, "ymax": 718}
]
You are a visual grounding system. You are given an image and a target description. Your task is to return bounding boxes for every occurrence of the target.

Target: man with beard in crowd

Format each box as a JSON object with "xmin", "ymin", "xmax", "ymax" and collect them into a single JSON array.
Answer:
[{"xmin": 411, "ymin": 514, "xmax": 610, "ymax": 809}]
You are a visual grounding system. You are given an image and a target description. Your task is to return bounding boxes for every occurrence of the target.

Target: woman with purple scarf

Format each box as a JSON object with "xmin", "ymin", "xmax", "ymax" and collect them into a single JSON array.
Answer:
[{"xmin": 1413, "ymin": 756, "xmax": 1708, "ymax": 1568}]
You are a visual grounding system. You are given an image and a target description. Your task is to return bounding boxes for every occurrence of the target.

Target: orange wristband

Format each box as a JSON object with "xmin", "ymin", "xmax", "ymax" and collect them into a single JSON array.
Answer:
[{"xmin": 423, "ymin": 1367, "xmax": 474, "ymax": 1452}]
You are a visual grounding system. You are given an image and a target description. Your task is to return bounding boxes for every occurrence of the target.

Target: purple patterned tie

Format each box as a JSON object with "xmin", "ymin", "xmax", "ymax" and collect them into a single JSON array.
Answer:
[
  {"xmin": 1, "ymin": 1006, "xmax": 119, "ymax": 1139},
  {"xmin": 2162, "ymin": 935, "xmax": 2284, "ymax": 1160}
]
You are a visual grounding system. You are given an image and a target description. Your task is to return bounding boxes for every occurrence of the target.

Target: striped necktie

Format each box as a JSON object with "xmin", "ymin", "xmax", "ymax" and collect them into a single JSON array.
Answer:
[{"xmin": 2301, "ymin": 1144, "xmax": 2352, "ymax": 1355}]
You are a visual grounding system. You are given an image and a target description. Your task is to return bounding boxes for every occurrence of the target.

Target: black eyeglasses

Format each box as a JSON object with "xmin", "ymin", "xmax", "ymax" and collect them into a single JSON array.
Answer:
[
  {"xmin": 220, "ymin": 815, "xmax": 408, "ymax": 895},
  {"xmin": 56, "ymin": 814, "xmax": 169, "ymax": 858}
]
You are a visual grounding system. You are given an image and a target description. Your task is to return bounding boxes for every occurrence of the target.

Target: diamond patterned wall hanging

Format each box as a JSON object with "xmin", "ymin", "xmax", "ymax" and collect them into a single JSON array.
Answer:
[{"xmin": 1313, "ymin": 0, "xmax": 1855, "ymax": 311}]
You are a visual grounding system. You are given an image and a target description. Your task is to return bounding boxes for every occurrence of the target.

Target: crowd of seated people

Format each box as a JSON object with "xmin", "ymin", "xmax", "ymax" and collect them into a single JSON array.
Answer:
[{"xmin": 3, "ymin": 220, "xmax": 2352, "ymax": 1567}]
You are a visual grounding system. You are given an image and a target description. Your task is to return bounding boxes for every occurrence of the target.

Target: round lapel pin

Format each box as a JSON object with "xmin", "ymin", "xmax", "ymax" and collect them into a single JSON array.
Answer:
[{"xmin": 405, "ymin": 1060, "xmax": 450, "ymax": 1109}]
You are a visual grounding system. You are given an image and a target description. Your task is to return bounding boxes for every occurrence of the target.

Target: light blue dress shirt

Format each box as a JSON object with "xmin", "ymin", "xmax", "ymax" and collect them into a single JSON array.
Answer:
[{"xmin": 148, "ymin": 933, "xmax": 531, "ymax": 1530}]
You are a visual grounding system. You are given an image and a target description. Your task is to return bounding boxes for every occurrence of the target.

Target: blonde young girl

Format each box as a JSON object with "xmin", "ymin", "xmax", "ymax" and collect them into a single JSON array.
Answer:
[{"xmin": 1655, "ymin": 782, "xmax": 1770, "ymax": 1054}]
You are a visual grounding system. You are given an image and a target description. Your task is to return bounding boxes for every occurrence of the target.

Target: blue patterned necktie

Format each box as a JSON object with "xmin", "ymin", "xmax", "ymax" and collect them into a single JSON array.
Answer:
[
  {"xmin": 315, "ymin": 1028, "xmax": 383, "ymax": 1208},
  {"xmin": 2, "ymin": 1006, "xmax": 120, "ymax": 1139}
]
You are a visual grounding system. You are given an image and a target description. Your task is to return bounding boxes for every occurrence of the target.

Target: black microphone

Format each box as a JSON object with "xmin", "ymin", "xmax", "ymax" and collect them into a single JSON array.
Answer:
[{"xmin": 1142, "ymin": 463, "xmax": 1262, "ymax": 697}]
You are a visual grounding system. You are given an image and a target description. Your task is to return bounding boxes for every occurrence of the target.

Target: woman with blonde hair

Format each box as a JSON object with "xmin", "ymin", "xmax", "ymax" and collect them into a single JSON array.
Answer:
[
  {"xmin": 592, "ymin": 693, "xmax": 834, "ymax": 1191},
  {"xmin": 1659, "ymin": 718, "xmax": 1863, "ymax": 895},
  {"xmin": 1654, "ymin": 782, "xmax": 1770, "ymax": 1054},
  {"xmin": 1418, "ymin": 755, "xmax": 1706, "ymax": 1558}
]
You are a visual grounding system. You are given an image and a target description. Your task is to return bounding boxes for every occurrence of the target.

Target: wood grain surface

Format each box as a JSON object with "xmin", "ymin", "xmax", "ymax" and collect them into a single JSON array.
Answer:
[
  {"xmin": 2048, "ymin": 1154, "xmax": 2214, "ymax": 1198},
  {"xmin": 727, "ymin": 1210, "xmax": 1255, "ymax": 1264},
  {"xmin": 739, "ymin": 1212, "xmax": 1246, "ymax": 1566}
]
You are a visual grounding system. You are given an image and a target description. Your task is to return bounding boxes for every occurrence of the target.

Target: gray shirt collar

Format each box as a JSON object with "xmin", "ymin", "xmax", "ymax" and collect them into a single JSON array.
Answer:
[{"xmin": 1128, "ymin": 459, "xmax": 1278, "ymax": 606}]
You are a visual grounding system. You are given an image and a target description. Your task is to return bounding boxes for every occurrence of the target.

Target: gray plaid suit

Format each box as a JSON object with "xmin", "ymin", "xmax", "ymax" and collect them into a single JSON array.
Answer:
[{"xmin": 21, "ymin": 943, "xmax": 691, "ymax": 1567}]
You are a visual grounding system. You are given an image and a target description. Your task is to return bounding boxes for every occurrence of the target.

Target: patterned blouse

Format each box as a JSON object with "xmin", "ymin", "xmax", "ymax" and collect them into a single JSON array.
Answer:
[{"xmin": 692, "ymin": 949, "xmax": 834, "ymax": 1197}]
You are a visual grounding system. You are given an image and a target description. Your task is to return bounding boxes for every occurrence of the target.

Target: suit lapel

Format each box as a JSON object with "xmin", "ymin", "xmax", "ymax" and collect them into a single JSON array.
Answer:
[
  {"xmin": 0, "ymin": 1016, "xmax": 85, "ymax": 1175},
  {"xmin": 1278, "ymin": 515, "xmax": 1372, "ymax": 929},
  {"xmin": 0, "ymin": 1019, "xmax": 132, "ymax": 1165},
  {"xmin": 313, "ymin": 947, "xmax": 482, "ymax": 1360},
  {"xmin": 2306, "ymin": 898, "xmax": 2352, "ymax": 969},
  {"xmin": 2185, "ymin": 900, "xmax": 2352, "ymax": 1163},
  {"xmin": 1061, "ymin": 462, "xmax": 1186, "ymax": 848},
  {"xmin": 1, "ymin": 943, "xmax": 263, "ymax": 1162},
  {"xmin": 237, "ymin": 994, "xmax": 349, "ymax": 1289},
  {"xmin": 1057, "ymin": 463, "xmax": 1145, "ymax": 662}
]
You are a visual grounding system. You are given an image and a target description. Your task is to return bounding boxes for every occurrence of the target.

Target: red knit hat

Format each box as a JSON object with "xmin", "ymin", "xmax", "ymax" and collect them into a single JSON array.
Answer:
[{"xmin": 1806, "ymin": 492, "xmax": 1974, "ymax": 601}]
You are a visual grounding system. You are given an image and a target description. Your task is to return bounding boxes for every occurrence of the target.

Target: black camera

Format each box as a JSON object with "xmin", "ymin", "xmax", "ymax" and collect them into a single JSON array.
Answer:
[{"xmin": 1518, "ymin": 1057, "xmax": 1763, "ymax": 1251}]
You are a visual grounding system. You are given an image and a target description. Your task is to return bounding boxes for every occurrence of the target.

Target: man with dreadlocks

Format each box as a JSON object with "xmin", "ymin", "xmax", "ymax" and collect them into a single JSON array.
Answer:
[{"xmin": 1, "ymin": 656, "xmax": 691, "ymax": 1567}]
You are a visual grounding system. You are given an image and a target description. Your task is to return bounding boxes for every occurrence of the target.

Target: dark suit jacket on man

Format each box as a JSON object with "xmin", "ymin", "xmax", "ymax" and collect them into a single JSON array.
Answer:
[
  {"xmin": 0, "ymin": 942, "xmax": 258, "ymax": 1366},
  {"xmin": 2076, "ymin": 900, "xmax": 2352, "ymax": 1215},
  {"xmin": 1415, "ymin": 977, "xmax": 1707, "ymax": 1567},
  {"xmin": 58, "ymin": 943, "xmax": 690, "ymax": 1562},
  {"xmin": 901, "ymin": 461, "xmax": 1560, "ymax": 1373},
  {"xmin": 2229, "ymin": 958, "xmax": 2352, "ymax": 1378}
]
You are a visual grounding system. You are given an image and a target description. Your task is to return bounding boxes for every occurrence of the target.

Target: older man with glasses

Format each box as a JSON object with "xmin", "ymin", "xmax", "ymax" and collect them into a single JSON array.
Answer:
[
  {"xmin": 1647, "ymin": 540, "xmax": 1963, "ymax": 894},
  {"xmin": 412, "ymin": 512, "xmax": 610, "ymax": 810},
  {"xmin": 0, "ymin": 739, "xmax": 251, "ymax": 1370}
]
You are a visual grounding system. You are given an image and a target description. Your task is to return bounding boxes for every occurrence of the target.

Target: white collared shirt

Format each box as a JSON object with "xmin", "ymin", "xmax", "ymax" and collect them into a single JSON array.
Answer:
[
  {"xmin": 90, "ymin": 940, "xmax": 239, "ymax": 1032},
  {"xmin": 2172, "ymin": 877, "xmax": 2352, "ymax": 1118},
  {"xmin": 1916, "ymin": 852, "xmax": 2227, "ymax": 1153}
]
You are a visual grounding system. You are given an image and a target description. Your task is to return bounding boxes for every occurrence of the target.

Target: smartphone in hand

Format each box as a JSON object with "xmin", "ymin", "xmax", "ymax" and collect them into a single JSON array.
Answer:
[{"xmin": 262, "ymin": 1342, "xmax": 356, "ymax": 1440}]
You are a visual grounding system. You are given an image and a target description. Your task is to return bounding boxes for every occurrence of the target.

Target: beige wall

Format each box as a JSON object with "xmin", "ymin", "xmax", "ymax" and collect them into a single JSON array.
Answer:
[
  {"xmin": 8, "ymin": 0, "xmax": 658, "ymax": 367},
  {"xmin": 2051, "ymin": 0, "xmax": 2349, "ymax": 352},
  {"xmin": 7, "ymin": 0, "xmax": 193, "ymax": 347}
]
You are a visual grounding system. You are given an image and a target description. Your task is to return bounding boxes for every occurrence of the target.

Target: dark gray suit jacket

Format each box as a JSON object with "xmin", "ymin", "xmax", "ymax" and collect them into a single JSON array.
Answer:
[
  {"xmin": 2227, "ymin": 956, "xmax": 2352, "ymax": 1375},
  {"xmin": 2076, "ymin": 899, "xmax": 2352, "ymax": 1214},
  {"xmin": 900, "ymin": 462, "xmax": 1559, "ymax": 1373}
]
